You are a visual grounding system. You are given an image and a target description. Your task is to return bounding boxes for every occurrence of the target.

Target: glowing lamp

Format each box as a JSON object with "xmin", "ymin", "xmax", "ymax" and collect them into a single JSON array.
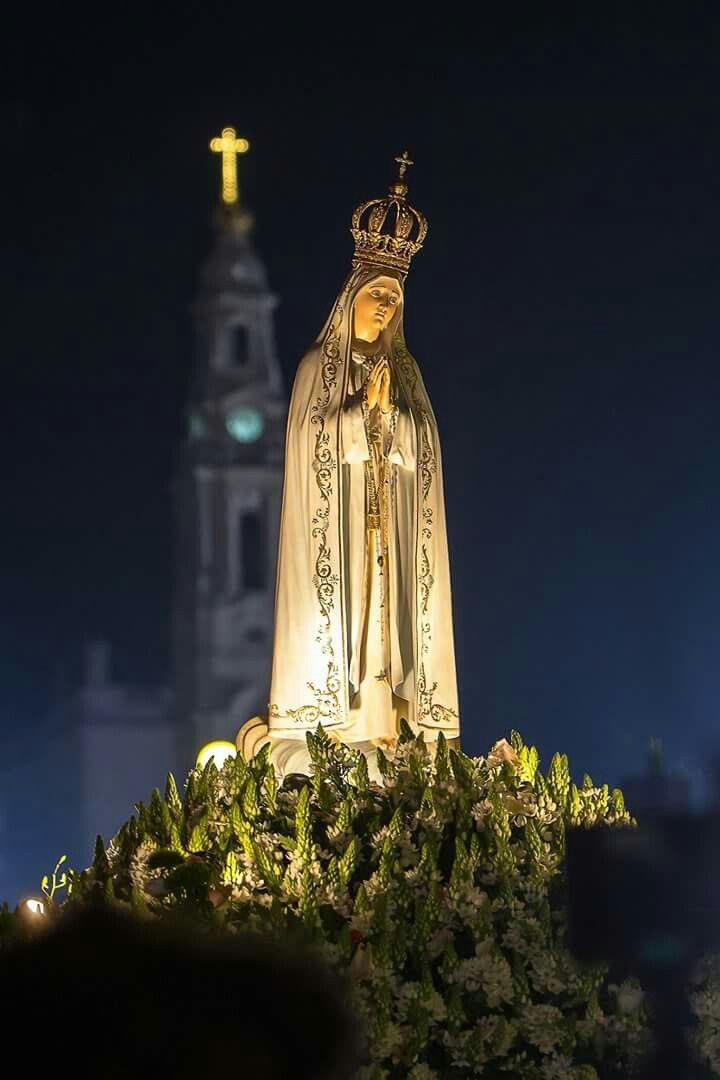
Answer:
[
  {"xmin": 22, "ymin": 898, "xmax": 46, "ymax": 917},
  {"xmin": 196, "ymin": 740, "xmax": 237, "ymax": 770}
]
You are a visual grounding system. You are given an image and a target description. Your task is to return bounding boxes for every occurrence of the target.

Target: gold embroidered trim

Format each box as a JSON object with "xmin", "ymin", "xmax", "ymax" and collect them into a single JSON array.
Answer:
[
  {"xmin": 418, "ymin": 663, "xmax": 458, "ymax": 726},
  {"xmin": 419, "ymin": 546, "xmax": 434, "ymax": 615},
  {"xmin": 393, "ymin": 337, "xmax": 454, "ymax": 726},
  {"xmin": 268, "ymin": 661, "xmax": 342, "ymax": 727},
  {"xmin": 269, "ymin": 292, "xmax": 348, "ymax": 727}
]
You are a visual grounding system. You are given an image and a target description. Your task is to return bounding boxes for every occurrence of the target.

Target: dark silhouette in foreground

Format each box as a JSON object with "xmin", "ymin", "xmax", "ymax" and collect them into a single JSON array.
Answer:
[{"xmin": 0, "ymin": 905, "xmax": 359, "ymax": 1079}]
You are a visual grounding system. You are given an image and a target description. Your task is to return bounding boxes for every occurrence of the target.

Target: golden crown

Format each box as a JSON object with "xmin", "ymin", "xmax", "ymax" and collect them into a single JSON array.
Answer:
[{"xmin": 351, "ymin": 151, "xmax": 428, "ymax": 276}]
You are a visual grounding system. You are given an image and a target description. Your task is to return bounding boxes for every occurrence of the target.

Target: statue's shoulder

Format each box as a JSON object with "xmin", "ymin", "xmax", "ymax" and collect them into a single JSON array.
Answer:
[
  {"xmin": 288, "ymin": 342, "xmax": 337, "ymax": 412},
  {"xmin": 293, "ymin": 337, "xmax": 343, "ymax": 381}
]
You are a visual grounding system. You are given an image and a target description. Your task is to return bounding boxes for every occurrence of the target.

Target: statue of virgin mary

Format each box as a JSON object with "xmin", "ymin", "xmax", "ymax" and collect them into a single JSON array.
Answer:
[{"xmin": 237, "ymin": 153, "xmax": 459, "ymax": 773}]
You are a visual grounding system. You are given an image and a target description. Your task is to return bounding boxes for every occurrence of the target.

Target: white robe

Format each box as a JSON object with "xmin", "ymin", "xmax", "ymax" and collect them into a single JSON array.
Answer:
[{"xmin": 267, "ymin": 266, "xmax": 459, "ymax": 744}]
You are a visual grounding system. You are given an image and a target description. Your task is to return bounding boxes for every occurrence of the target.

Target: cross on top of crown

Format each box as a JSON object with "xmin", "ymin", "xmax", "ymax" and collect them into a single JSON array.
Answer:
[{"xmin": 394, "ymin": 150, "xmax": 414, "ymax": 181}]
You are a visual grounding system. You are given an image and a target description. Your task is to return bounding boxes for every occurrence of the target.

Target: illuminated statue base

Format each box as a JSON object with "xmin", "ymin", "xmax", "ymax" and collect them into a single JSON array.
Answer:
[{"xmin": 235, "ymin": 714, "xmax": 458, "ymax": 780}]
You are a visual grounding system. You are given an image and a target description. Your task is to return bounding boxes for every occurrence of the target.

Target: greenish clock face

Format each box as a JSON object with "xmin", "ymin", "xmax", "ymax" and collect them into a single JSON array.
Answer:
[{"xmin": 225, "ymin": 406, "xmax": 264, "ymax": 444}]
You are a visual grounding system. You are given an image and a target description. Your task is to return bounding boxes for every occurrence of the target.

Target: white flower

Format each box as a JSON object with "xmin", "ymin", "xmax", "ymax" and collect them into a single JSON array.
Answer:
[
  {"xmin": 427, "ymin": 990, "xmax": 447, "ymax": 1022},
  {"xmin": 520, "ymin": 1003, "xmax": 566, "ymax": 1054},
  {"xmin": 609, "ymin": 980, "xmax": 645, "ymax": 1016},
  {"xmin": 373, "ymin": 1023, "xmax": 403, "ymax": 1060},
  {"xmin": 398, "ymin": 838, "xmax": 420, "ymax": 867},
  {"xmin": 528, "ymin": 952, "xmax": 567, "ymax": 995},
  {"xmin": 452, "ymin": 944, "xmax": 514, "ymax": 1006},
  {"xmin": 454, "ymin": 885, "xmax": 488, "ymax": 911},
  {"xmin": 350, "ymin": 912, "xmax": 371, "ymax": 935},
  {"xmin": 428, "ymin": 927, "xmax": 454, "ymax": 957},
  {"xmin": 539, "ymin": 1053, "xmax": 576, "ymax": 1080},
  {"xmin": 476, "ymin": 1015, "xmax": 518, "ymax": 1060},
  {"xmin": 502, "ymin": 790, "xmax": 537, "ymax": 819},
  {"xmin": 313, "ymin": 941, "xmax": 341, "ymax": 967},
  {"xmin": 407, "ymin": 1066, "xmax": 438, "ymax": 1080},
  {"xmin": 487, "ymin": 738, "xmax": 521, "ymax": 769}
]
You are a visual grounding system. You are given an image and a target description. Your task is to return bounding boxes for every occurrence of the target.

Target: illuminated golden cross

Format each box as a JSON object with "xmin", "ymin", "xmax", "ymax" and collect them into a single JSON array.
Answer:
[
  {"xmin": 209, "ymin": 126, "xmax": 250, "ymax": 206},
  {"xmin": 395, "ymin": 150, "xmax": 414, "ymax": 180}
]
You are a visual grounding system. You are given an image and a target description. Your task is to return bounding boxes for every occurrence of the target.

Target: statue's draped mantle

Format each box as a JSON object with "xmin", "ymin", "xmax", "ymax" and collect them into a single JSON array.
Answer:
[{"xmin": 268, "ymin": 266, "xmax": 458, "ymax": 737}]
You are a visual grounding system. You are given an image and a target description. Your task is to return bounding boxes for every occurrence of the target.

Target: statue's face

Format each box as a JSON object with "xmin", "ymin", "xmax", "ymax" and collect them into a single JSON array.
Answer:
[{"xmin": 353, "ymin": 276, "xmax": 403, "ymax": 342}]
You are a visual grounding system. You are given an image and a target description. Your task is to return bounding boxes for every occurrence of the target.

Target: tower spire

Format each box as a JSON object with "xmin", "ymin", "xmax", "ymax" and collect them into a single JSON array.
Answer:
[{"xmin": 174, "ymin": 134, "xmax": 286, "ymax": 765}]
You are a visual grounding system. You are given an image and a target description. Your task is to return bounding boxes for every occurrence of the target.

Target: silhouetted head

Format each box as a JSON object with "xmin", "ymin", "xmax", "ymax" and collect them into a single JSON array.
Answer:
[{"xmin": 0, "ymin": 905, "xmax": 359, "ymax": 1080}]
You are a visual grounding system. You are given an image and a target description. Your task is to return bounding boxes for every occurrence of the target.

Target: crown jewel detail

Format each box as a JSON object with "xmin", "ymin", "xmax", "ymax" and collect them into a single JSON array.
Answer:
[{"xmin": 351, "ymin": 151, "xmax": 428, "ymax": 276}]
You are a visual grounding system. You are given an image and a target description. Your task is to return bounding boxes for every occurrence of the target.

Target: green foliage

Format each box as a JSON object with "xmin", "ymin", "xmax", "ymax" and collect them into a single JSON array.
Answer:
[
  {"xmin": 5, "ymin": 730, "xmax": 720, "ymax": 1078},
  {"xmin": 41, "ymin": 855, "xmax": 70, "ymax": 905}
]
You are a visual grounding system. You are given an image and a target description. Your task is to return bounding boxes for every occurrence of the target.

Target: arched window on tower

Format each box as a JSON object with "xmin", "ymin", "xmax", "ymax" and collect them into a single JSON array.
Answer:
[
  {"xmin": 230, "ymin": 324, "xmax": 250, "ymax": 368},
  {"xmin": 239, "ymin": 509, "xmax": 266, "ymax": 591}
]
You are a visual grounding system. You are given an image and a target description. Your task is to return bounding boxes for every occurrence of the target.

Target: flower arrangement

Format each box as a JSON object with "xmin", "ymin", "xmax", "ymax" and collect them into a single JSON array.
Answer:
[
  {"xmin": 4, "ymin": 726, "xmax": 719, "ymax": 1077},
  {"xmin": 45, "ymin": 726, "xmax": 655, "ymax": 1078}
]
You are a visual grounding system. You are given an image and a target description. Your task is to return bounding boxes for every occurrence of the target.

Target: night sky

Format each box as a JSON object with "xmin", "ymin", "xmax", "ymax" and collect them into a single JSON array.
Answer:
[{"xmin": 3, "ymin": 7, "xmax": 720, "ymax": 832}]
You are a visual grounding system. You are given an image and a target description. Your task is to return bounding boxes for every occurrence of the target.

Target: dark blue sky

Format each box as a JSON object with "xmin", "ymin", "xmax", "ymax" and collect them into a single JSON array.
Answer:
[{"xmin": 2, "ymin": 7, "xmax": 720, "ymax": 812}]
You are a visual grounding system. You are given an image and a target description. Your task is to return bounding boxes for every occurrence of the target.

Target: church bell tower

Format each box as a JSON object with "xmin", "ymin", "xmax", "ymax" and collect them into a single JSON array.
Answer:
[{"xmin": 173, "ymin": 130, "xmax": 286, "ymax": 765}]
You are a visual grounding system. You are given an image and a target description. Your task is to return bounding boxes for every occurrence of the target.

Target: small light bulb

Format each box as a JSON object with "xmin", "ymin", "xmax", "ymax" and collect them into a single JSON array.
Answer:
[
  {"xmin": 24, "ymin": 898, "xmax": 46, "ymax": 917},
  {"xmin": 196, "ymin": 740, "xmax": 237, "ymax": 770}
]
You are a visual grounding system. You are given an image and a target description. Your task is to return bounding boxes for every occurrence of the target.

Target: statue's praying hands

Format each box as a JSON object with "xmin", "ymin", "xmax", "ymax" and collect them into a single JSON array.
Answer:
[{"xmin": 366, "ymin": 356, "xmax": 392, "ymax": 412}]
